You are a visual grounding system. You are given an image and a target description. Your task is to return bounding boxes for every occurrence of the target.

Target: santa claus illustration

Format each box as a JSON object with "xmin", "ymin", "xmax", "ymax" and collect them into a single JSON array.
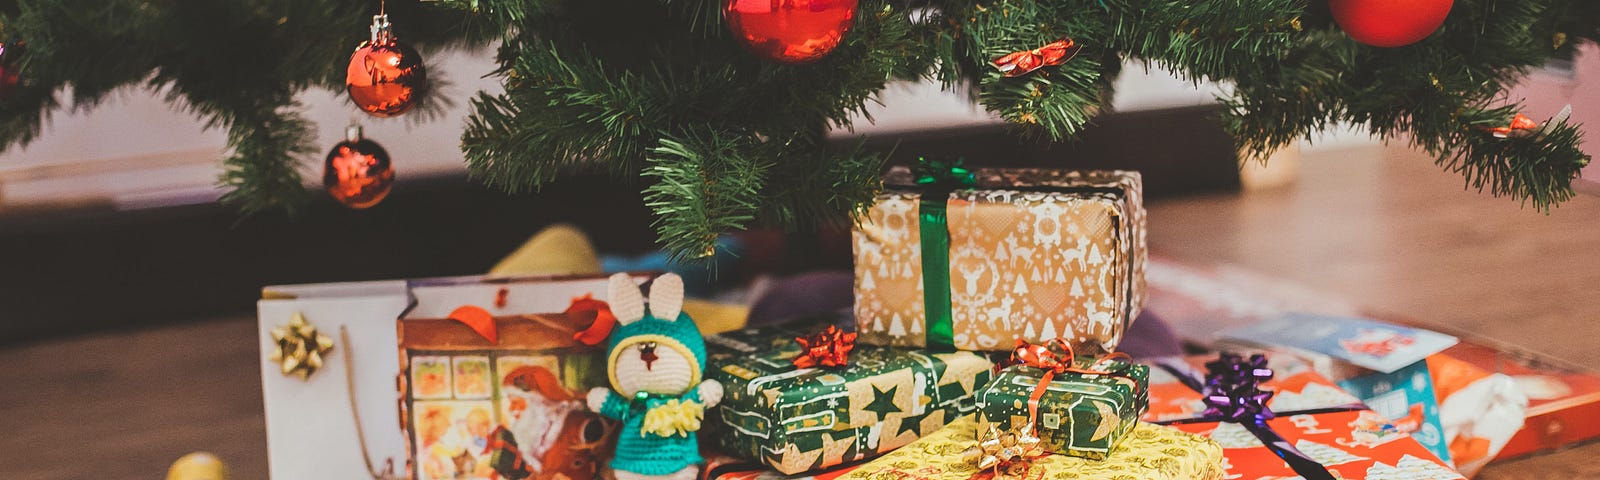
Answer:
[{"xmin": 486, "ymin": 366, "xmax": 607, "ymax": 480}]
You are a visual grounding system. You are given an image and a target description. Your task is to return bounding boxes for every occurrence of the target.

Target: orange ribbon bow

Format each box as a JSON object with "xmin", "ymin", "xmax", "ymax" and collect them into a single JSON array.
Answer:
[
  {"xmin": 569, "ymin": 294, "xmax": 618, "ymax": 346},
  {"xmin": 992, "ymin": 38, "xmax": 1082, "ymax": 77},
  {"xmin": 793, "ymin": 325, "xmax": 858, "ymax": 369}
]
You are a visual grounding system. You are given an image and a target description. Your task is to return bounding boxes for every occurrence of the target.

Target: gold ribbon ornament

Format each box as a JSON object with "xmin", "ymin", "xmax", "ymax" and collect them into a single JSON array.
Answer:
[{"xmin": 269, "ymin": 312, "xmax": 335, "ymax": 380}]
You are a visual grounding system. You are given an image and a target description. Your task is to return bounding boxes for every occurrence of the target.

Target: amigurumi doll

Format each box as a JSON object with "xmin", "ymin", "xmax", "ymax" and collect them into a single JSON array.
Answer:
[{"xmin": 586, "ymin": 273, "xmax": 723, "ymax": 480}]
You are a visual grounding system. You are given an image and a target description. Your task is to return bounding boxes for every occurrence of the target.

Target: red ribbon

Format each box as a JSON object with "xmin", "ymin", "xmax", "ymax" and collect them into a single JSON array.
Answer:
[
  {"xmin": 448, "ymin": 305, "xmax": 500, "ymax": 344},
  {"xmin": 992, "ymin": 38, "xmax": 1082, "ymax": 77},
  {"xmin": 1010, "ymin": 339, "xmax": 1131, "ymax": 430},
  {"xmin": 1484, "ymin": 113, "xmax": 1538, "ymax": 138},
  {"xmin": 793, "ymin": 325, "xmax": 858, "ymax": 369},
  {"xmin": 569, "ymin": 294, "xmax": 618, "ymax": 346}
]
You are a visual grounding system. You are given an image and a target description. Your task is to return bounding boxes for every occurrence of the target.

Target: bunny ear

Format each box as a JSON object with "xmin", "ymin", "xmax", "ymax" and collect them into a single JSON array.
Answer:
[
  {"xmin": 648, "ymin": 273, "xmax": 684, "ymax": 321},
  {"xmin": 608, "ymin": 273, "xmax": 646, "ymax": 326}
]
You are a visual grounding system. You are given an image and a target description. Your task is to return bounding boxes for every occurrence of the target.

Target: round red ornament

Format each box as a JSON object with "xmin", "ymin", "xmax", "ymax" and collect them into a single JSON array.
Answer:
[
  {"xmin": 0, "ymin": 42, "xmax": 23, "ymax": 98},
  {"xmin": 346, "ymin": 15, "xmax": 426, "ymax": 117},
  {"xmin": 323, "ymin": 125, "xmax": 395, "ymax": 209},
  {"xmin": 1328, "ymin": 0, "xmax": 1454, "ymax": 48},
  {"xmin": 723, "ymin": 0, "xmax": 858, "ymax": 63}
]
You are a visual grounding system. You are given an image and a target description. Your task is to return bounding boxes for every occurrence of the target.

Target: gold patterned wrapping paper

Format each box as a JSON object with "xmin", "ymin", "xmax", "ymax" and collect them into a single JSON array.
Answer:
[
  {"xmin": 838, "ymin": 415, "xmax": 1223, "ymax": 480},
  {"xmin": 853, "ymin": 169, "xmax": 1146, "ymax": 354}
]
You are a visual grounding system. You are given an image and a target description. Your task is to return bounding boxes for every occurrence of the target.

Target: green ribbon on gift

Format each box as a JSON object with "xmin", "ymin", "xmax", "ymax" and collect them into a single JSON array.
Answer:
[{"xmin": 913, "ymin": 157, "xmax": 976, "ymax": 351}]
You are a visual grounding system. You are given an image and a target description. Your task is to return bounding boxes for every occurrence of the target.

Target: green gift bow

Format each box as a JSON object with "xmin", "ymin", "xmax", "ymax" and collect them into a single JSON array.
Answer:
[{"xmin": 912, "ymin": 157, "xmax": 977, "ymax": 350}]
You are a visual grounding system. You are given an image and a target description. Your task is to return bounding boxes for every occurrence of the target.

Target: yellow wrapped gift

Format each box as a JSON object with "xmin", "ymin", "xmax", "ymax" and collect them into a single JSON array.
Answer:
[{"xmin": 838, "ymin": 415, "xmax": 1223, "ymax": 480}]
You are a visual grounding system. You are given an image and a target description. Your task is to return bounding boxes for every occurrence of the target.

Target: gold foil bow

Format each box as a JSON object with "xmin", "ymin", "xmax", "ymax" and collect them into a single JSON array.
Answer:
[
  {"xmin": 269, "ymin": 312, "xmax": 335, "ymax": 380},
  {"xmin": 962, "ymin": 422, "xmax": 1044, "ymax": 480}
]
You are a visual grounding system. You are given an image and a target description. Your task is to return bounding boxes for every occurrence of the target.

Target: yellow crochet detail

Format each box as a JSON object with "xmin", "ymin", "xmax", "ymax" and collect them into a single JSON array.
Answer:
[{"xmin": 641, "ymin": 399, "xmax": 705, "ymax": 438}]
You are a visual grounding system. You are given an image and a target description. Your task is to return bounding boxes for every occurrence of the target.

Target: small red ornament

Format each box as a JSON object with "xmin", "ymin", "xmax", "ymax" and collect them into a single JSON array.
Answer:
[
  {"xmin": 323, "ymin": 125, "xmax": 395, "ymax": 209},
  {"xmin": 993, "ymin": 38, "xmax": 1082, "ymax": 77},
  {"xmin": 724, "ymin": 0, "xmax": 858, "ymax": 64},
  {"xmin": 793, "ymin": 325, "xmax": 857, "ymax": 369},
  {"xmin": 346, "ymin": 14, "xmax": 426, "ymax": 117},
  {"xmin": 0, "ymin": 41, "xmax": 24, "ymax": 98},
  {"xmin": 1328, "ymin": 0, "xmax": 1454, "ymax": 48}
]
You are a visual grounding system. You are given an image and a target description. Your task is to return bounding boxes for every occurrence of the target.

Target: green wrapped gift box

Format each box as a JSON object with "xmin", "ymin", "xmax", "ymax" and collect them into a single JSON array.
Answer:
[
  {"xmin": 706, "ymin": 325, "xmax": 995, "ymax": 475},
  {"xmin": 974, "ymin": 361, "xmax": 1149, "ymax": 460}
]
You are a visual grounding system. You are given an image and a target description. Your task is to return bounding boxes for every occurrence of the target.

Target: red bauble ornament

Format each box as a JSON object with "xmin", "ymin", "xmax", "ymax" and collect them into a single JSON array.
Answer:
[
  {"xmin": 723, "ymin": 0, "xmax": 858, "ymax": 63},
  {"xmin": 0, "ymin": 41, "xmax": 24, "ymax": 98},
  {"xmin": 346, "ymin": 15, "xmax": 426, "ymax": 117},
  {"xmin": 324, "ymin": 125, "xmax": 395, "ymax": 209},
  {"xmin": 1329, "ymin": 0, "xmax": 1454, "ymax": 47}
]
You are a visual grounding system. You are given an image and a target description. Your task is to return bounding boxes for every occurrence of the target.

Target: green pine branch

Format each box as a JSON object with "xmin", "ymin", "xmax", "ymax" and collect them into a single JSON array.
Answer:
[{"xmin": 2, "ymin": 0, "xmax": 1595, "ymax": 257}]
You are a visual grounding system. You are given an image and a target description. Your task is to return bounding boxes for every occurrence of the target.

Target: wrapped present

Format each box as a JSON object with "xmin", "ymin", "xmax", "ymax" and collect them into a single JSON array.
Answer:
[
  {"xmin": 1424, "ymin": 340, "xmax": 1598, "ymax": 464},
  {"xmin": 852, "ymin": 161, "xmax": 1146, "ymax": 354},
  {"xmin": 835, "ymin": 414, "xmax": 1224, "ymax": 480},
  {"xmin": 705, "ymin": 325, "xmax": 995, "ymax": 475},
  {"xmin": 1423, "ymin": 352, "xmax": 1526, "ymax": 477},
  {"xmin": 1217, "ymin": 313, "xmax": 1459, "ymax": 464},
  {"xmin": 1146, "ymin": 353, "xmax": 1465, "ymax": 480},
  {"xmin": 974, "ymin": 340, "xmax": 1149, "ymax": 460}
]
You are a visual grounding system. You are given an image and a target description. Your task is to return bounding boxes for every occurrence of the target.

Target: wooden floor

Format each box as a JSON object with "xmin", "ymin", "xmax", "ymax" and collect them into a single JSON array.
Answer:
[{"xmin": 2, "ymin": 143, "xmax": 1598, "ymax": 479}]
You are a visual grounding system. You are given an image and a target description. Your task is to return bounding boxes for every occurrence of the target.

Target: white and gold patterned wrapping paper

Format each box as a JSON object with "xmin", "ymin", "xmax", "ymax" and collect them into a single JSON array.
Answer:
[{"xmin": 853, "ymin": 169, "xmax": 1146, "ymax": 355}]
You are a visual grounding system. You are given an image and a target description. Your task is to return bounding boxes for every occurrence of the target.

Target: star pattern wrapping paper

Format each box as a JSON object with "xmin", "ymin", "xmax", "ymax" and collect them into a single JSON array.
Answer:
[
  {"xmin": 852, "ymin": 169, "xmax": 1146, "ymax": 355},
  {"xmin": 706, "ymin": 326, "xmax": 995, "ymax": 475},
  {"xmin": 1143, "ymin": 357, "xmax": 1464, "ymax": 479},
  {"xmin": 975, "ymin": 362, "xmax": 1149, "ymax": 460},
  {"xmin": 837, "ymin": 415, "xmax": 1224, "ymax": 480}
]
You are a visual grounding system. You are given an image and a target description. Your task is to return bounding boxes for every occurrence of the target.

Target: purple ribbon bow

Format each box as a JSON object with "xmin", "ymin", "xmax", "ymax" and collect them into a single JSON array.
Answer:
[
  {"xmin": 1155, "ymin": 353, "xmax": 1364, "ymax": 480},
  {"xmin": 1201, "ymin": 352, "xmax": 1277, "ymax": 424}
]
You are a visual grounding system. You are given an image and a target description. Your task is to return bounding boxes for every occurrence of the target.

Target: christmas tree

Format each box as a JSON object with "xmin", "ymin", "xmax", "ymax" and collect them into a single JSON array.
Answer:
[{"xmin": 0, "ymin": 0, "xmax": 1594, "ymax": 259}]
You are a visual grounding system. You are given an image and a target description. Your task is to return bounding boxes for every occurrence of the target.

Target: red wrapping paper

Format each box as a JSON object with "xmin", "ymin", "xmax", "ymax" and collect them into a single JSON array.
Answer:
[{"xmin": 1145, "ymin": 357, "xmax": 1464, "ymax": 479}]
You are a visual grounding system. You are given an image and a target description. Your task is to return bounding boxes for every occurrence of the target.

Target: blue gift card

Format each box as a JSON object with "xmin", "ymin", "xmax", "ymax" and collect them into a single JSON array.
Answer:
[{"xmin": 1217, "ymin": 312, "xmax": 1458, "ymax": 373}]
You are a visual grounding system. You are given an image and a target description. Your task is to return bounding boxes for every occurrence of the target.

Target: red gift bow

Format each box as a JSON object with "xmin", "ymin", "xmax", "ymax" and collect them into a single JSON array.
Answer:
[
  {"xmin": 1010, "ymin": 339, "xmax": 1132, "ymax": 433},
  {"xmin": 992, "ymin": 38, "xmax": 1082, "ymax": 77},
  {"xmin": 1485, "ymin": 113, "xmax": 1538, "ymax": 138},
  {"xmin": 793, "ymin": 325, "xmax": 858, "ymax": 369}
]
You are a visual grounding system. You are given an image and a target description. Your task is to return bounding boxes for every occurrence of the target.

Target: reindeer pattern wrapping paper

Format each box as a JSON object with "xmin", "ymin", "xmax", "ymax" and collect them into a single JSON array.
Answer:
[{"xmin": 853, "ymin": 169, "xmax": 1146, "ymax": 354}]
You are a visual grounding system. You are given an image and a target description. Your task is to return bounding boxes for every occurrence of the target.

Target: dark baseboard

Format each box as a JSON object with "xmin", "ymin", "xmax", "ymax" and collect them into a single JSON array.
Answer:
[{"xmin": 0, "ymin": 104, "xmax": 1240, "ymax": 346}]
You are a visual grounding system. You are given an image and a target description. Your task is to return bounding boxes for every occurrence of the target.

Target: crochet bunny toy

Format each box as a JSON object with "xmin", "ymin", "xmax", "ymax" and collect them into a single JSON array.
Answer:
[{"xmin": 586, "ymin": 273, "xmax": 723, "ymax": 480}]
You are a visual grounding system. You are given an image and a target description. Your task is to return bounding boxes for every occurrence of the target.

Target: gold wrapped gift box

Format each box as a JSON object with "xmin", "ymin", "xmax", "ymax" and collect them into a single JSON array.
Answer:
[
  {"xmin": 837, "ymin": 415, "xmax": 1223, "ymax": 480},
  {"xmin": 853, "ymin": 168, "xmax": 1146, "ymax": 354}
]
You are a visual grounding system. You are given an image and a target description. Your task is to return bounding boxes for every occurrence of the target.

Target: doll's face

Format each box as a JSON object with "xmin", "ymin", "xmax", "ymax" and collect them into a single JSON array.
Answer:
[{"xmin": 611, "ymin": 335, "xmax": 695, "ymax": 397}]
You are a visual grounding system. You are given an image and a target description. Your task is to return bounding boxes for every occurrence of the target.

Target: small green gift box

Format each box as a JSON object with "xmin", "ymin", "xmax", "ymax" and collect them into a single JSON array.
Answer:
[
  {"xmin": 974, "ymin": 361, "xmax": 1149, "ymax": 460},
  {"xmin": 706, "ymin": 325, "xmax": 995, "ymax": 475}
]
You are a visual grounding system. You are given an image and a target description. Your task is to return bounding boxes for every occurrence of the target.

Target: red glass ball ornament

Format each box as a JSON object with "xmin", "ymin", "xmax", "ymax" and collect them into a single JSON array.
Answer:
[
  {"xmin": 724, "ymin": 0, "xmax": 858, "ymax": 64},
  {"xmin": 324, "ymin": 126, "xmax": 395, "ymax": 209},
  {"xmin": 1329, "ymin": 0, "xmax": 1454, "ymax": 47},
  {"xmin": 0, "ymin": 42, "xmax": 23, "ymax": 98},
  {"xmin": 346, "ymin": 15, "xmax": 426, "ymax": 117}
]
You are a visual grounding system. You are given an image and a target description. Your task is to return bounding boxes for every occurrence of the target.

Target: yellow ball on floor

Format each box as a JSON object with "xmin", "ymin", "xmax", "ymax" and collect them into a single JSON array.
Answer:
[{"xmin": 167, "ymin": 452, "xmax": 228, "ymax": 480}]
